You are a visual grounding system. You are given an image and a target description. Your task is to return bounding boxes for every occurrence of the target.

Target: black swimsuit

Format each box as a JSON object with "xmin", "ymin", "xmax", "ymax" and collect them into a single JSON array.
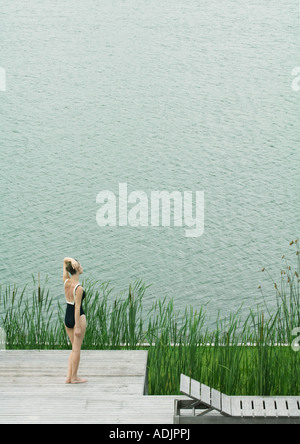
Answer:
[{"xmin": 64, "ymin": 281, "xmax": 86, "ymax": 329}]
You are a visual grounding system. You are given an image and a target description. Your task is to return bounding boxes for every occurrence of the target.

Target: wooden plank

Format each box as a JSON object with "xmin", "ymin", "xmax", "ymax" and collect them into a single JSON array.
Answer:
[
  {"xmin": 231, "ymin": 398, "xmax": 242, "ymax": 417},
  {"xmin": 263, "ymin": 398, "xmax": 277, "ymax": 417},
  {"xmin": 200, "ymin": 383, "xmax": 211, "ymax": 406},
  {"xmin": 253, "ymin": 398, "xmax": 266, "ymax": 418},
  {"xmin": 286, "ymin": 398, "xmax": 300, "ymax": 418},
  {"xmin": 190, "ymin": 378, "xmax": 200, "ymax": 400},
  {"xmin": 275, "ymin": 399, "xmax": 289, "ymax": 417},
  {"xmin": 0, "ymin": 414, "xmax": 176, "ymax": 425},
  {"xmin": 180, "ymin": 374, "xmax": 191, "ymax": 396},
  {"xmin": 239, "ymin": 398, "xmax": 253, "ymax": 418},
  {"xmin": 211, "ymin": 389, "xmax": 221, "ymax": 411},
  {"xmin": 221, "ymin": 394, "xmax": 231, "ymax": 416}
]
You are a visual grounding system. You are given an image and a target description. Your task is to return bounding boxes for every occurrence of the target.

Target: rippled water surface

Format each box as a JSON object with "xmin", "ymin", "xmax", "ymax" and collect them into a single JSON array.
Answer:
[{"xmin": 0, "ymin": 0, "xmax": 299, "ymax": 318}]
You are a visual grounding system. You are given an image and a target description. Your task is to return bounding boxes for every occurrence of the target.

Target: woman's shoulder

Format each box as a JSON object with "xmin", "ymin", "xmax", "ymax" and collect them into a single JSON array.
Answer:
[{"xmin": 74, "ymin": 283, "xmax": 85, "ymax": 296}]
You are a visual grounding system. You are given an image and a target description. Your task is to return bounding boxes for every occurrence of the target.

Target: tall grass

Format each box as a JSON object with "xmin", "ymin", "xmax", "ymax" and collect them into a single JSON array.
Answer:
[{"xmin": 0, "ymin": 240, "xmax": 299, "ymax": 396}]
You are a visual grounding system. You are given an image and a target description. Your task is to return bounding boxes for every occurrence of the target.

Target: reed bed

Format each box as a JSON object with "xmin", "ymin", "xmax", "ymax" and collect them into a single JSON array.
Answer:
[{"xmin": 0, "ymin": 240, "xmax": 299, "ymax": 396}]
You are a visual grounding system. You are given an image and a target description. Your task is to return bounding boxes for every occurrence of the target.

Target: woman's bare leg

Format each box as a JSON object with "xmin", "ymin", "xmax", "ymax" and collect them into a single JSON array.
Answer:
[
  {"xmin": 71, "ymin": 315, "xmax": 87, "ymax": 384},
  {"xmin": 65, "ymin": 326, "xmax": 74, "ymax": 383}
]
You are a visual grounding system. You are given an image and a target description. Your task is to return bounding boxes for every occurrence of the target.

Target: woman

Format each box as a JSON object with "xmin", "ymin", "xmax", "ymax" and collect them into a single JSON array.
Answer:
[{"xmin": 63, "ymin": 257, "xmax": 87, "ymax": 384}]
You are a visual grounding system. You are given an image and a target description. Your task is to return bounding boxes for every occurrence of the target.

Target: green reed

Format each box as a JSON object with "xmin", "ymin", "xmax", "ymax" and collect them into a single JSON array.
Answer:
[{"xmin": 1, "ymin": 240, "xmax": 299, "ymax": 396}]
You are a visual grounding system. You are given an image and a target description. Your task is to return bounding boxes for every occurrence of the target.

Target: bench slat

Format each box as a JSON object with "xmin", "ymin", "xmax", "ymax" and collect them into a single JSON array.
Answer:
[
  {"xmin": 276, "ymin": 399, "xmax": 289, "ymax": 417},
  {"xmin": 190, "ymin": 378, "xmax": 201, "ymax": 400},
  {"xmin": 286, "ymin": 399, "xmax": 300, "ymax": 418},
  {"xmin": 253, "ymin": 398, "xmax": 266, "ymax": 418},
  {"xmin": 211, "ymin": 389, "xmax": 221, "ymax": 411},
  {"xmin": 200, "ymin": 383, "xmax": 211, "ymax": 406},
  {"xmin": 231, "ymin": 398, "xmax": 242, "ymax": 417},
  {"xmin": 263, "ymin": 398, "xmax": 277, "ymax": 417},
  {"xmin": 239, "ymin": 398, "xmax": 253, "ymax": 418},
  {"xmin": 221, "ymin": 394, "xmax": 231, "ymax": 416},
  {"xmin": 180, "ymin": 374, "xmax": 190, "ymax": 397}
]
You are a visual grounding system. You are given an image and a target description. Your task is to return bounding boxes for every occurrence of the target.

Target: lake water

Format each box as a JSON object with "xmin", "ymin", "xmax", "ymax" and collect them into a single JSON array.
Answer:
[{"xmin": 0, "ymin": 0, "xmax": 299, "ymax": 320}]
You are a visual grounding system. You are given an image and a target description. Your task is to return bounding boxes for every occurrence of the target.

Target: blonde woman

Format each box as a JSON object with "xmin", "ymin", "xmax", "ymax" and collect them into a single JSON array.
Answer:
[{"xmin": 63, "ymin": 257, "xmax": 87, "ymax": 384}]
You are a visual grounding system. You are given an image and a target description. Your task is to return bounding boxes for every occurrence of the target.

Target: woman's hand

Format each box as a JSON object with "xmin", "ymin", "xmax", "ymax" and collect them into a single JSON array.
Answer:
[{"xmin": 71, "ymin": 258, "xmax": 79, "ymax": 270}]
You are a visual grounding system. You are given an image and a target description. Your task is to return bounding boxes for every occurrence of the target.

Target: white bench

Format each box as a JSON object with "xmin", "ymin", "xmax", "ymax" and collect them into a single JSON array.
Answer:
[{"xmin": 174, "ymin": 374, "xmax": 300, "ymax": 424}]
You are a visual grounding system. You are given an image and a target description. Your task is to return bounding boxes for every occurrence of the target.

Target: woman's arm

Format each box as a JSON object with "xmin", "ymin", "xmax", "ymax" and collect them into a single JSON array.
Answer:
[
  {"xmin": 63, "ymin": 257, "xmax": 78, "ymax": 282},
  {"xmin": 63, "ymin": 257, "xmax": 72, "ymax": 282},
  {"xmin": 74, "ymin": 287, "xmax": 83, "ymax": 337}
]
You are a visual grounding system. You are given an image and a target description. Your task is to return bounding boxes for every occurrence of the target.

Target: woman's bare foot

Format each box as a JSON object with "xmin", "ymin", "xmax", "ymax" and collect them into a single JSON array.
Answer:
[
  {"xmin": 71, "ymin": 377, "xmax": 87, "ymax": 384},
  {"xmin": 66, "ymin": 378, "xmax": 71, "ymax": 384}
]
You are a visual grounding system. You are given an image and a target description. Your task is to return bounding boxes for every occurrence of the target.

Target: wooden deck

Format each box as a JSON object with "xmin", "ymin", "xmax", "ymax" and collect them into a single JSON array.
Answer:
[{"xmin": 0, "ymin": 350, "xmax": 182, "ymax": 424}]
